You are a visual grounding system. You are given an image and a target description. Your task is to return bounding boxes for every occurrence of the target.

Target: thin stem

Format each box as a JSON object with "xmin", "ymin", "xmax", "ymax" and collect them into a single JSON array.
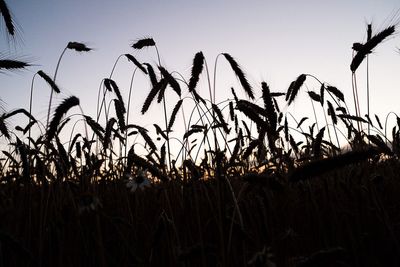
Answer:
[
  {"xmin": 310, "ymin": 96, "xmax": 320, "ymax": 133},
  {"xmin": 125, "ymin": 68, "xmax": 138, "ymax": 161},
  {"xmin": 351, "ymin": 72, "xmax": 361, "ymax": 132},
  {"xmin": 97, "ymin": 54, "xmax": 124, "ymax": 123},
  {"xmin": 170, "ymin": 71, "xmax": 191, "ymax": 164},
  {"xmin": 46, "ymin": 46, "xmax": 67, "ymax": 128},
  {"xmin": 204, "ymin": 58, "xmax": 219, "ymax": 167},
  {"xmin": 304, "ymin": 73, "xmax": 350, "ymax": 112},
  {"xmin": 367, "ymin": 55, "xmax": 371, "ymax": 136},
  {"xmin": 153, "ymin": 44, "xmax": 172, "ymax": 173},
  {"xmin": 204, "ymin": 58, "xmax": 214, "ymax": 103},
  {"xmin": 185, "ymin": 95, "xmax": 214, "ymax": 162},
  {"xmin": 28, "ymin": 73, "xmax": 38, "ymax": 150},
  {"xmin": 322, "ymin": 106, "xmax": 333, "ymax": 144},
  {"xmin": 384, "ymin": 111, "xmax": 399, "ymax": 145},
  {"xmin": 94, "ymin": 55, "xmax": 124, "ymax": 153},
  {"xmin": 212, "ymin": 54, "xmax": 222, "ymax": 104}
]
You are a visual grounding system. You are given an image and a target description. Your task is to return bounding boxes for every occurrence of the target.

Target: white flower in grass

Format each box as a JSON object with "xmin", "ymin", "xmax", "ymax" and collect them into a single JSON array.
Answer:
[{"xmin": 126, "ymin": 169, "xmax": 151, "ymax": 193}]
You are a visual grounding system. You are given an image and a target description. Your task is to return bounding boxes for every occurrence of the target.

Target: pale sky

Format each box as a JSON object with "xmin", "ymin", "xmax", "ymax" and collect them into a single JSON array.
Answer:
[{"xmin": 1, "ymin": 0, "xmax": 400, "ymax": 147}]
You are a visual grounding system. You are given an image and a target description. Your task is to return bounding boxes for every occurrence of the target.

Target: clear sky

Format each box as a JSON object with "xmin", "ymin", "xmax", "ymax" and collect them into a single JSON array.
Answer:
[{"xmin": 1, "ymin": 0, "xmax": 400, "ymax": 143}]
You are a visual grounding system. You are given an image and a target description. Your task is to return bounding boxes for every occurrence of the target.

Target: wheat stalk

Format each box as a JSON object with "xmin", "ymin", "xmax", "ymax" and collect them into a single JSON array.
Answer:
[
  {"xmin": 84, "ymin": 115, "xmax": 105, "ymax": 141},
  {"xmin": 286, "ymin": 74, "xmax": 306, "ymax": 105},
  {"xmin": 143, "ymin": 63, "xmax": 158, "ymax": 86},
  {"xmin": 289, "ymin": 148, "xmax": 379, "ymax": 182},
  {"xmin": 47, "ymin": 96, "xmax": 80, "ymax": 142},
  {"xmin": 67, "ymin": 42, "xmax": 92, "ymax": 52},
  {"xmin": 326, "ymin": 86, "xmax": 344, "ymax": 102},
  {"xmin": 327, "ymin": 100, "xmax": 337, "ymax": 125},
  {"xmin": 261, "ymin": 82, "xmax": 277, "ymax": 132},
  {"xmin": 313, "ymin": 127, "xmax": 325, "ymax": 158},
  {"xmin": 131, "ymin": 38, "xmax": 156, "ymax": 49},
  {"xmin": 188, "ymin": 51, "xmax": 204, "ymax": 94},
  {"xmin": 103, "ymin": 117, "xmax": 117, "ymax": 152},
  {"xmin": 0, "ymin": 59, "xmax": 29, "ymax": 71},
  {"xmin": 351, "ymin": 26, "xmax": 395, "ymax": 72},
  {"xmin": 158, "ymin": 66, "xmax": 181, "ymax": 97},
  {"xmin": 114, "ymin": 99, "xmax": 126, "ymax": 131},
  {"xmin": 153, "ymin": 124, "xmax": 168, "ymax": 140},
  {"xmin": 0, "ymin": 116, "xmax": 9, "ymax": 139},
  {"xmin": 37, "ymin": 70, "xmax": 61, "ymax": 94},
  {"xmin": 211, "ymin": 103, "xmax": 229, "ymax": 134},
  {"xmin": 125, "ymin": 54, "xmax": 147, "ymax": 74},
  {"xmin": 104, "ymin": 78, "xmax": 126, "ymax": 113},
  {"xmin": 141, "ymin": 79, "xmax": 166, "ymax": 114},
  {"xmin": 222, "ymin": 53, "xmax": 254, "ymax": 99},
  {"xmin": 0, "ymin": 0, "xmax": 15, "ymax": 36},
  {"xmin": 167, "ymin": 99, "xmax": 183, "ymax": 132}
]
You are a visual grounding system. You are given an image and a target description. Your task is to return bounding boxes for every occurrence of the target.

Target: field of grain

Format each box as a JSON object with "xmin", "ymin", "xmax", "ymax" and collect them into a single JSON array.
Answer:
[{"xmin": 1, "ymin": 1, "xmax": 400, "ymax": 266}]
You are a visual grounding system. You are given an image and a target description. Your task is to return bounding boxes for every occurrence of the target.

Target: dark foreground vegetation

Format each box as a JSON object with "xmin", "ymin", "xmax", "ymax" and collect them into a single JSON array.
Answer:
[
  {"xmin": 1, "ymin": 1, "xmax": 400, "ymax": 266},
  {"xmin": 1, "ymin": 159, "xmax": 400, "ymax": 266}
]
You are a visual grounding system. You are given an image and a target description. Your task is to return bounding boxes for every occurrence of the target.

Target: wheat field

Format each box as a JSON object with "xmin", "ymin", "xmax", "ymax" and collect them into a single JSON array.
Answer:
[{"xmin": 1, "ymin": 1, "xmax": 400, "ymax": 266}]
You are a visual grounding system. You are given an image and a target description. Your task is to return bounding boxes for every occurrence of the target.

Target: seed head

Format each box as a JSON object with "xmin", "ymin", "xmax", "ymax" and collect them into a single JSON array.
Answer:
[{"xmin": 67, "ymin": 42, "xmax": 92, "ymax": 52}]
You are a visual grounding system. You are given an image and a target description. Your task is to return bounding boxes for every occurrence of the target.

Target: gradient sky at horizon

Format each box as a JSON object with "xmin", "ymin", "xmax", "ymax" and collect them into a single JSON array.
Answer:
[{"xmin": 2, "ymin": 0, "xmax": 400, "ymax": 140}]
